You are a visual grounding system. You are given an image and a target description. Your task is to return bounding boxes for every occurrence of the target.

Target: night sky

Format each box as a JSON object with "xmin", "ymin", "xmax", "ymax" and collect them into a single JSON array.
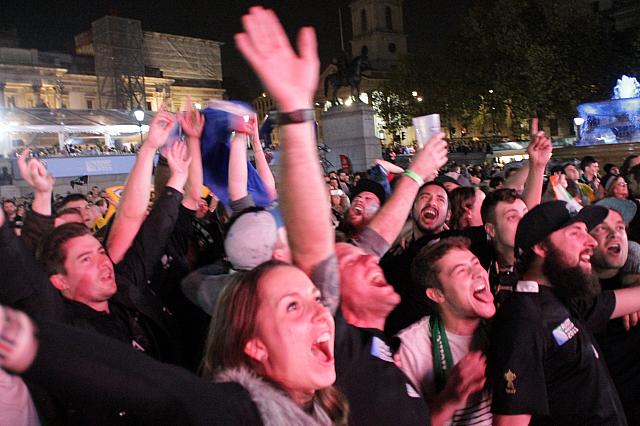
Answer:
[{"xmin": 1, "ymin": 0, "xmax": 471, "ymax": 100}]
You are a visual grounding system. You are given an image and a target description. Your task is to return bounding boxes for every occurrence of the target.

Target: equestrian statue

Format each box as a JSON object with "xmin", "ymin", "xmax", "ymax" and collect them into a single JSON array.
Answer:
[{"xmin": 324, "ymin": 46, "xmax": 372, "ymax": 106}]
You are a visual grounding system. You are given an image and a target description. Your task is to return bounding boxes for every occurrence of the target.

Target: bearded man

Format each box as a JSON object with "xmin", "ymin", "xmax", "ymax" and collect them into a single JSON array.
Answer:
[{"xmin": 487, "ymin": 200, "xmax": 640, "ymax": 425}]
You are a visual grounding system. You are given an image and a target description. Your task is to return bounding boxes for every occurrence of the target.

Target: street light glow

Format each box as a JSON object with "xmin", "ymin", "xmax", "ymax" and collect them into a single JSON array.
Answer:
[
  {"xmin": 573, "ymin": 117, "xmax": 585, "ymax": 126},
  {"xmin": 411, "ymin": 91, "xmax": 418, "ymax": 97},
  {"xmin": 133, "ymin": 109, "xmax": 144, "ymax": 122}
]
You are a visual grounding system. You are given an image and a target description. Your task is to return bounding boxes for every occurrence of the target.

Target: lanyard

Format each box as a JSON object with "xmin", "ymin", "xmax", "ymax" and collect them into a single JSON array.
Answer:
[{"xmin": 430, "ymin": 314, "xmax": 454, "ymax": 392}]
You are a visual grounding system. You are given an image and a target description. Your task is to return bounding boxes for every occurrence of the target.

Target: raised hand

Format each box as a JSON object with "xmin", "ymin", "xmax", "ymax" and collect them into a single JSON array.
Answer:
[
  {"xmin": 235, "ymin": 6, "xmax": 319, "ymax": 111},
  {"xmin": 430, "ymin": 351, "xmax": 487, "ymax": 426},
  {"xmin": 374, "ymin": 159, "xmax": 405, "ymax": 174},
  {"xmin": 229, "ymin": 113, "xmax": 256, "ymax": 136},
  {"xmin": 146, "ymin": 107, "xmax": 178, "ymax": 151},
  {"xmin": 17, "ymin": 148, "xmax": 54, "ymax": 194},
  {"xmin": 410, "ymin": 132, "xmax": 448, "ymax": 180},
  {"xmin": 439, "ymin": 351, "xmax": 487, "ymax": 406},
  {"xmin": 250, "ymin": 113, "xmax": 262, "ymax": 148},
  {"xmin": 528, "ymin": 118, "xmax": 552, "ymax": 168},
  {"xmin": 165, "ymin": 140, "xmax": 192, "ymax": 192},
  {"xmin": 177, "ymin": 96, "xmax": 205, "ymax": 140}
]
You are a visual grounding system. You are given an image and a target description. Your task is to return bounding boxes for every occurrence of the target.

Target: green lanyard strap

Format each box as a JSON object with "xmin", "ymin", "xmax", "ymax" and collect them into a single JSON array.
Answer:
[{"xmin": 430, "ymin": 314, "xmax": 454, "ymax": 392}]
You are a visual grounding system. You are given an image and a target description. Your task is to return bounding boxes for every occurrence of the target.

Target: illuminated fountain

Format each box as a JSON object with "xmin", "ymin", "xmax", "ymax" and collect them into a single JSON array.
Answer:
[{"xmin": 576, "ymin": 75, "xmax": 640, "ymax": 145}]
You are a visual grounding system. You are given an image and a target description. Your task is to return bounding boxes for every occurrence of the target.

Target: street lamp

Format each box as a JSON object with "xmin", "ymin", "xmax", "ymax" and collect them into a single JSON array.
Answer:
[
  {"xmin": 134, "ymin": 108, "xmax": 144, "ymax": 145},
  {"xmin": 573, "ymin": 117, "xmax": 584, "ymax": 144}
]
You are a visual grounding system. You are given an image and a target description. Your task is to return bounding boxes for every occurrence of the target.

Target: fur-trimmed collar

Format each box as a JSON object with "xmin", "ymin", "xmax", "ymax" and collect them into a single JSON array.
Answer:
[{"xmin": 216, "ymin": 367, "xmax": 332, "ymax": 426}]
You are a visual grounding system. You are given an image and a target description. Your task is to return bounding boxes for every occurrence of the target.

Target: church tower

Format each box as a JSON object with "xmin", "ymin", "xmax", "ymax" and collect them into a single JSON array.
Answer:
[{"xmin": 349, "ymin": 0, "xmax": 407, "ymax": 73}]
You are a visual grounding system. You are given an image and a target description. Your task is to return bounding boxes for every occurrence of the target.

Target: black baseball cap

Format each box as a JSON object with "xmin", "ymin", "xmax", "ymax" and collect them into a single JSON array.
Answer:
[
  {"xmin": 515, "ymin": 201, "xmax": 608, "ymax": 256},
  {"xmin": 352, "ymin": 179, "xmax": 387, "ymax": 204}
]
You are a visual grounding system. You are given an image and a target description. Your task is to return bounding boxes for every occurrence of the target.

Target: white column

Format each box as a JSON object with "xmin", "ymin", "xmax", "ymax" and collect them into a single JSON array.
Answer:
[
  {"xmin": 0, "ymin": 131, "xmax": 10, "ymax": 157},
  {"xmin": 58, "ymin": 132, "xmax": 65, "ymax": 151}
]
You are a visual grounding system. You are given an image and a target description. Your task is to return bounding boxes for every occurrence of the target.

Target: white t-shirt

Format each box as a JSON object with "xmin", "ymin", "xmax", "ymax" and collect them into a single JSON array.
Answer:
[
  {"xmin": 397, "ymin": 316, "xmax": 492, "ymax": 426},
  {"xmin": 0, "ymin": 369, "xmax": 40, "ymax": 426}
]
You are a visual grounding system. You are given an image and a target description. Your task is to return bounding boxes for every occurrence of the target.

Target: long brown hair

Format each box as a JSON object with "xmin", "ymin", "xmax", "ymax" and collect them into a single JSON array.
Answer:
[
  {"xmin": 202, "ymin": 260, "xmax": 348, "ymax": 424},
  {"xmin": 449, "ymin": 186, "xmax": 477, "ymax": 230}
]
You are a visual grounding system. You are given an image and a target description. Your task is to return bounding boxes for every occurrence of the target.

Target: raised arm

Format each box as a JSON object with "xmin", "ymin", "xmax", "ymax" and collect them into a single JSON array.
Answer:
[
  {"xmin": 17, "ymin": 149, "xmax": 55, "ymax": 253},
  {"xmin": 0, "ymin": 306, "xmax": 260, "ymax": 425},
  {"xmin": 251, "ymin": 114, "xmax": 278, "ymax": 201},
  {"xmin": 367, "ymin": 132, "xmax": 448, "ymax": 246},
  {"xmin": 521, "ymin": 118, "xmax": 552, "ymax": 210},
  {"xmin": 611, "ymin": 286, "xmax": 640, "ymax": 319},
  {"xmin": 236, "ymin": 7, "xmax": 332, "ymax": 276},
  {"xmin": 228, "ymin": 131, "xmax": 250, "ymax": 202},
  {"xmin": 17, "ymin": 149, "xmax": 54, "ymax": 217},
  {"xmin": 374, "ymin": 159, "xmax": 405, "ymax": 175},
  {"xmin": 114, "ymin": 142, "xmax": 191, "ymax": 286},
  {"xmin": 107, "ymin": 110, "xmax": 176, "ymax": 263},
  {"xmin": 177, "ymin": 97, "xmax": 205, "ymax": 210},
  {"xmin": 0, "ymin": 205, "xmax": 65, "ymax": 321}
]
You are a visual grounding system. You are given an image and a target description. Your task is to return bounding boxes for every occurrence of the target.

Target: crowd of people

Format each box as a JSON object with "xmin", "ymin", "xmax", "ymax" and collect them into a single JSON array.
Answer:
[
  {"xmin": 8, "ymin": 143, "xmax": 141, "ymax": 159},
  {"xmin": 2, "ymin": 7, "xmax": 640, "ymax": 426}
]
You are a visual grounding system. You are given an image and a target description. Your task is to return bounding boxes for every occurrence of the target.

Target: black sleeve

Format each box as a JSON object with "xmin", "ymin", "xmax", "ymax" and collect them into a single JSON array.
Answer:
[
  {"xmin": 353, "ymin": 226, "xmax": 391, "ymax": 258},
  {"xmin": 170, "ymin": 204, "xmax": 195, "ymax": 264},
  {"xmin": 21, "ymin": 210, "xmax": 54, "ymax": 255},
  {"xmin": 569, "ymin": 291, "xmax": 616, "ymax": 334},
  {"xmin": 229, "ymin": 195, "xmax": 256, "ymax": 215},
  {"xmin": 23, "ymin": 319, "xmax": 262, "ymax": 426},
  {"xmin": 115, "ymin": 186, "xmax": 183, "ymax": 290},
  {"xmin": 0, "ymin": 223, "xmax": 65, "ymax": 321},
  {"xmin": 489, "ymin": 306, "xmax": 549, "ymax": 416}
]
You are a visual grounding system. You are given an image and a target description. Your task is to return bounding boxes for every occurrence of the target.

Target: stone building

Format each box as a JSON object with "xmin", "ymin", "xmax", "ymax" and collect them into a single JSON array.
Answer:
[{"xmin": 0, "ymin": 15, "xmax": 224, "ymax": 113}]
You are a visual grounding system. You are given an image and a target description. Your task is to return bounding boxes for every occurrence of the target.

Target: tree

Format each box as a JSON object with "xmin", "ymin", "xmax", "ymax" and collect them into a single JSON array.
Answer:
[
  {"xmin": 370, "ymin": 87, "xmax": 413, "ymax": 139},
  {"xmin": 450, "ymin": 0, "xmax": 623, "ymax": 121},
  {"xmin": 381, "ymin": 0, "xmax": 635, "ymax": 138}
]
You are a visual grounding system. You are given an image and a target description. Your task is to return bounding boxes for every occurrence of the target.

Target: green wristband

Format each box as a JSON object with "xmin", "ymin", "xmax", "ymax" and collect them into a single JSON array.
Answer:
[{"xmin": 403, "ymin": 169, "xmax": 424, "ymax": 186}]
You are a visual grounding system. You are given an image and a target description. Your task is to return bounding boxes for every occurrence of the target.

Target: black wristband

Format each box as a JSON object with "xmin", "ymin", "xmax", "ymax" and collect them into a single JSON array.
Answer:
[{"xmin": 272, "ymin": 109, "xmax": 315, "ymax": 126}]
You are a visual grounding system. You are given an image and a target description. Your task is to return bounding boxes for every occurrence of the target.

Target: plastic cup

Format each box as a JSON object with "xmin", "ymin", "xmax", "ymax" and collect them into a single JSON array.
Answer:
[{"xmin": 413, "ymin": 114, "xmax": 441, "ymax": 149}]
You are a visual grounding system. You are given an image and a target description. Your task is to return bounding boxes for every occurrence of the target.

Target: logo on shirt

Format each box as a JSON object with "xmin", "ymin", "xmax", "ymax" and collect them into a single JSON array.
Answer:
[
  {"xmin": 370, "ymin": 336, "xmax": 394, "ymax": 363},
  {"xmin": 552, "ymin": 318, "xmax": 579, "ymax": 346},
  {"xmin": 504, "ymin": 369, "xmax": 517, "ymax": 395}
]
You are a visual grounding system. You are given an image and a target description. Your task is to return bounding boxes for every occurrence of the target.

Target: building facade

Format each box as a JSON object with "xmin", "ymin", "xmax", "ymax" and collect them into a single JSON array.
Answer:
[
  {"xmin": 0, "ymin": 15, "xmax": 224, "ymax": 114},
  {"xmin": 349, "ymin": 0, "xmax": 408, "ymax": 73}
]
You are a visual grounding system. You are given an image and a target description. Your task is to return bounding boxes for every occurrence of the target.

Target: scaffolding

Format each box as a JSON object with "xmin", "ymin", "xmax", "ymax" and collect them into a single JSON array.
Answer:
[{"xmin": 92, "ymin": 16, "xmax": 146, "ymax": 111}]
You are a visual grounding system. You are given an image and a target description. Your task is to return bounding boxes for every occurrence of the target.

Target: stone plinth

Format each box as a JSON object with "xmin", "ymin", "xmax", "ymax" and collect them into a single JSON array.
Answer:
[{"xmin": 321, "ymin": 103, "xmax": 381, "ymax": 173}]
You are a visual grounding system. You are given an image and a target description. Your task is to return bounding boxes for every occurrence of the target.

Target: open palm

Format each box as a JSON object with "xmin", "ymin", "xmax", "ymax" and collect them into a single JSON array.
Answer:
[{"xmin": 235, "ymin": 7, "xmax": 319, "ymax": 112}]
